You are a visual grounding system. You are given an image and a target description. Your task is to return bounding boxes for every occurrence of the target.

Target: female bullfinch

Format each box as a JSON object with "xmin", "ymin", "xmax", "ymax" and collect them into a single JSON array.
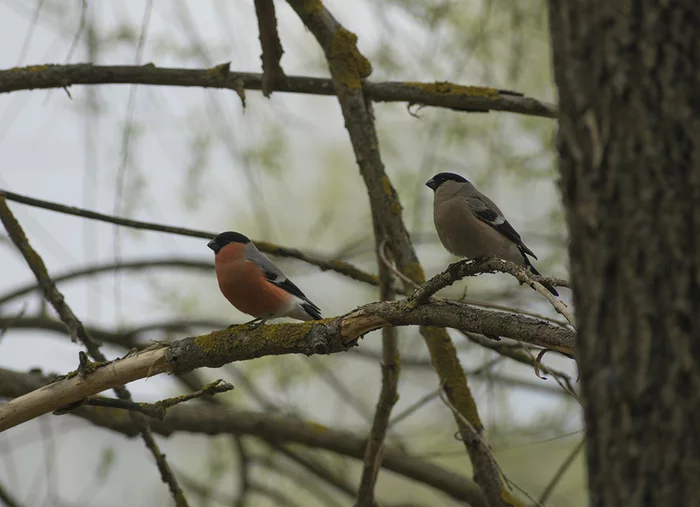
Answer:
[
  {"xmin": 207, "ymin": 231, "xmax": 322, "ymax": 327},
  {"xmin": 426, "ymin": 172, "xmax": 559, "ymax": 296}
]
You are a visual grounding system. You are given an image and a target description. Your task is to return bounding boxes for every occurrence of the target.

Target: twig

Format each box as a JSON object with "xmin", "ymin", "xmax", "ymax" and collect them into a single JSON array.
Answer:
[
  {"xmin": 250, "ymin": 480, "xmax": 304, "ymax": 507},
  {"xmin": 0, "ymin": 315, "xmax": 228, "ymax": 350},
  {"xmin": 378, "ymin": 239, "xmax": 419, "ymax": 289},
  {"xmin": 0, "ymin": 197, "xmax": 99, "ymax": 350},
  {"xmin": 0, "ymin": 197, "xmax": 190, "ymax": 507},
  {"xmin": 387, "ymin": 388, "xmax": 440, "ymax": 429},
  {"xmin": 253, "ymin": 450, "xmax": 347, "ymax": 507},
  {"xmin": 0, "ymin": 64, "xmax": 558, "ymax": 118},
  {"xmin": 309, "ymin": 359, "xmax": 375, "ymax": 423},
  {"xmin": 0, "ymin": 478, "xmax": 22, "ymax": 507},
  {"xmin": 461, "ymin": 332, "xmax": 577, "ymax": 388},
  {"xmin": 355, "ymin": 238, "xmax": 401, "ymax": 506},
  {"xmin": 173, "ymin": 468, "xmax": 233, "ymax": 506},
  {"xmin": 233, "ymin": 437, "xmax": 251, "ymax": 507},
  {"xmin": 175, "ymin": 371, "xmax": 338, "ymax": 507},
  {"xmin": 58, "ymin": 379, "xmax": 234, "ymax": 420},
  {"xmin": 253, "ymin": 0, "xmax": 287, "ymax": 97},
  {"xmin": 0, "ymin": 258, "xmax": 212, "ymax": 306},
  {"xmin": 538, "ymin": 438, "xmax": 586, "ymax": 505},
  {"xmin": 1, "ymin": 365, "xmax": 487, "ymax": 506},
  {"xmin": 440, "ymin": 296, "xmax": 570, "ymax": 329},
  {"xmin": 0, "ymin": 189, "xmax": 379, "ymax": 287},
  {"xmin": 0, "ymin": 304, "xmax": 28, "ymax": 344},
  {"xmin": 437, "ymin": 388, "xmax": 514, "ymax": 503},
  {"xmin": 412, "ymin": 258, "xmax": 569, "ymax": 304},
  {"xmin": 413, "ymin": 258, "xmax": 575, "ymax": 328}
]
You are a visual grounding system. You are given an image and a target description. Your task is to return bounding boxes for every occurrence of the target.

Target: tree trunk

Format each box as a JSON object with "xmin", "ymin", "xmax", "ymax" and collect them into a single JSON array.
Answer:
[{"xmin": 548, "ymin": 1, "xmax": 700, "ymax": 505}]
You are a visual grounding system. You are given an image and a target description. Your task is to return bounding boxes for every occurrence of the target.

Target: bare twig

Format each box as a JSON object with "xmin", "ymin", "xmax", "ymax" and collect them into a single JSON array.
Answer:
[
  {"xmin": 0, "ymin": 479, "xmax": 22, "ymax": 507},
  {"xmin": 461, "ymin": 332, "xmax": 577, "ymax": 391},
  {"xmin": 233, "ymin": 437, "xmax": 251, "ymax": 507},
  {"xmin": 0, "ymin": 366, "xmax": 487, "ymax": 506},
  {"xmin": 254, "ymin": 450, "xmax": 347, "ymax": 507},
  {"xmin": 0, "ymin": 64, "xmax": 558, "ymax": 118},
  {"xmin": 538, "ymin": 438, "xmax": 586, "ymax": 505},
  {"xmin": 175, "ymin": 369, "xmax": 344, "ymax": 507},
  {"xmin": 0, "ymin": 258, "xmax": 213, "ymax": 306},
  {"xmin": 413, "ymin": 258, "xmax": 575, "ymax": 330},
  {"xmin": 0, "ymin": 304, "xmax": 28, "ymax": 344},
  {"xmin": 0, "ymin": 315, "xmax": 228, "ymax": 350},
  {"xmin": 309, "ymin": 359, "xmax": 375, "ymax": 423},
  {"xmin": 387, "ymin": 388, "xmax": 440, "ymax": 429},
  {"xmin": 0, "ymin": 197, "xmax": 190, "ymax": 507},
  {"xmin": 60, "ymin": 379, "xmax": 234, "ymax": 420},
  {"xmin": 0, "ymin": 197, "xmax": 98, "ymax": 349},
  {"xmin": 253, "ymin": 0, "xmax": 287, "ymax": 96},
  {"xmin": 437, "ymin": 388, "xmax": 518, "ymax": 505},
  {"xmin": 355, "ymin": 238, "xmax": 401, "ymax": 506},
  {"xmin": 0, "ymin": 189, "xmax": 379, "ymax": 287},
  {"xmin": 250, "ymin": 480, "xmax": 304, "ymax": 507},
  {"xmin": 378, "ymin": 239, "xmax": 420, "ymax": 289},
  {"xmin": 412, "ymin": 258, "xmax": 569, "ymax": 305}
]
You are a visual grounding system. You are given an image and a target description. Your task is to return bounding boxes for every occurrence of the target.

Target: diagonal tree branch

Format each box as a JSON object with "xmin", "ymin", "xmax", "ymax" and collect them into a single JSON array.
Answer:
[
  {"xmin": 0, "ymin": 367, "xmax": 487, "ymax": 507},
  {"xmin": 0, "ymin": 196, "xmax": 190, "ymax": 507},
  {"xmin": 0, "ymin": 189, "xmax": 379, "ymax": 287},
  {"xmin": 283, "ymin": 2, "xmax": 518, "ymax": 505},
  {"xmin": 253, "ymin": 0, "xmax": 287, "ymax": 97},
  {"xmin": 0, "ymin": 64, "xmax": 557, "ymax": 118}
]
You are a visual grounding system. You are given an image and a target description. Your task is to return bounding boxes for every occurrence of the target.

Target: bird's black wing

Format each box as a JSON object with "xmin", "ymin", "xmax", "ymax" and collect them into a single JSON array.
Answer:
[
  {"xmin": 246, "ymin": 244, "xmax": 323, "ymax": 320},
  {"xmin": 468, "ymin": 196, "xmax": 538, "ymax": 260},
  {"xmin": 261, "ymin": 269, "xmax": 323, "ymax": 320}
]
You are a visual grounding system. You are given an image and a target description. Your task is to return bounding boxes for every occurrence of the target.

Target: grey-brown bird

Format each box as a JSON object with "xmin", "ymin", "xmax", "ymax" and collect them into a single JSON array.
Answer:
[{"xmin": 426, "ymin": 172, "xmax": 558, "ymax": 296}]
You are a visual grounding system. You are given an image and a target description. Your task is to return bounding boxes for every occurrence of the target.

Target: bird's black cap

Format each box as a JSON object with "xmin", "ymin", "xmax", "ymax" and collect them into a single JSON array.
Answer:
[
  {"xmin": 425, "ymin": 172, "xmax": 467, "ymax": 191},
  {"xmin": 207, "ymin": 231, "xmax": 250, "ymax": 254}
]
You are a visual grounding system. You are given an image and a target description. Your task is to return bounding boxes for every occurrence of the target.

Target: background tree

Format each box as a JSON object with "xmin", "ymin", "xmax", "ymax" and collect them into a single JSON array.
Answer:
[
  {"xmin": 0, "ymin": 1, "xmax": 583, "ymax": 506},
  {"xmin": 549, "ymin": 1, "xmax": 700, "ymax": 505}
]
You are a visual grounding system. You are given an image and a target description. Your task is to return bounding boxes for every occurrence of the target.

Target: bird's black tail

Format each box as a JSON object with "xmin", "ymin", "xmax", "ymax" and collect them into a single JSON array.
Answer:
[
  {"xmin": 302, "ymin": 299, "xmax": 323, "ymax": 320},
  {"xmin": 521, "ymin": 252, "xmax": 559, "ymax": 297}
]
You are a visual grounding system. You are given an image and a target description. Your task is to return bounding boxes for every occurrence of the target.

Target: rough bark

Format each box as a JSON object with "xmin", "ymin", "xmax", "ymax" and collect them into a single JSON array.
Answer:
[{"xmin": 549, "ymin": 1, "xmax": 700, "ymax": 505}]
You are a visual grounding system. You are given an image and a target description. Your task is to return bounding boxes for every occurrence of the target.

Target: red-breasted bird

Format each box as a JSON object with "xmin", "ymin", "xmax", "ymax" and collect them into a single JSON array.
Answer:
[
  {"xmin": 426, "ymin": 172, "xmax": 559, "ymax": 296},
  {"xmin": 207, "ymin": 231, "xmax": 322, "ymax": 327}
]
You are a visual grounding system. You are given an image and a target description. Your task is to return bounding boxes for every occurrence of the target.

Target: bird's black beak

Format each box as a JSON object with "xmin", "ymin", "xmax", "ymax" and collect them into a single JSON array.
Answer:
[
  {"xmin": 207, "ymin": 239, "xmax": 219, "ymax": 253},
  {"xmin": 425, "ymin": 178, "xmax": 437, "ymax": 191}
]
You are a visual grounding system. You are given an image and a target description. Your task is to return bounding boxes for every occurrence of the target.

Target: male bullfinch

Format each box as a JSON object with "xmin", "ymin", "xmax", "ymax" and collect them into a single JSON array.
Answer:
[
  {"xmin": 207, "ymin": 231, "xmax": 322, "ymax": 327},
  {"xmin": 426, "ymin": 172, "xmax": 559, "ymax": 296}
]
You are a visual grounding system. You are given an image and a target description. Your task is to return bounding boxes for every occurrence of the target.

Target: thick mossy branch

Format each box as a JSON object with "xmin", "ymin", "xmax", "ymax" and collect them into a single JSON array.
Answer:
[
  {"xmin": 167, "ymin": 318, "xmax": 354, "ymax": 375},
  {"xmin": 0, "ymin": 298, "xmax": 575, "ymax": 432}
]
